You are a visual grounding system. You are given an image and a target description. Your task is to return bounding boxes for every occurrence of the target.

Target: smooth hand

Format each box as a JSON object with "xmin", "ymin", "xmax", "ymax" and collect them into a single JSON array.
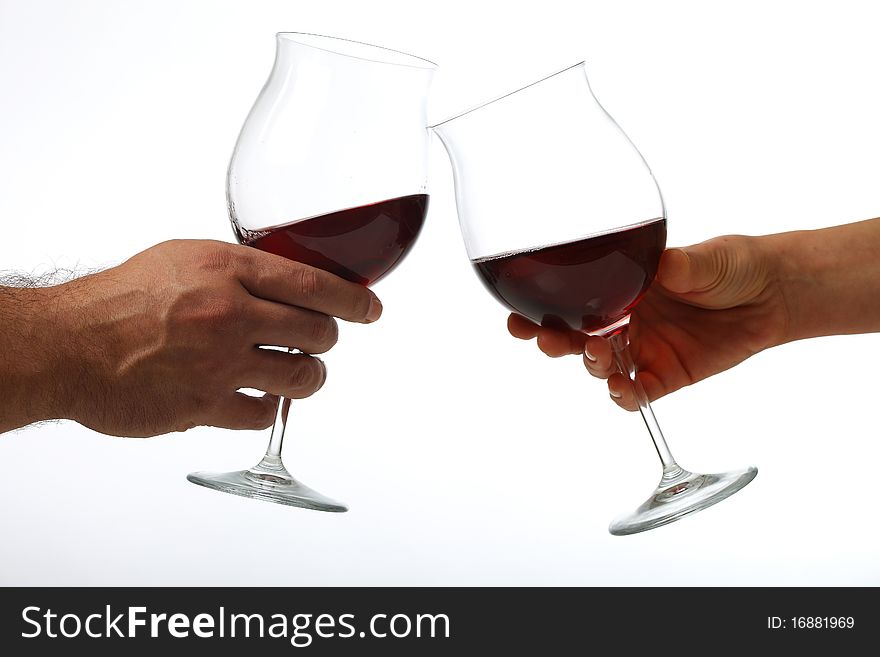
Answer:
[{"xmin": 508, "ymin": 235, "xmax": 789, "ymax": 410}]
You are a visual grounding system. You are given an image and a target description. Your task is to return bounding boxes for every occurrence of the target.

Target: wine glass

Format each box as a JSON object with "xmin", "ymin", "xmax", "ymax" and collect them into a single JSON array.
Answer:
[
  {"xmin": 187, "ymin": 33, "xmax": 436, "ymax": 511},
  {"xmin": 433, "ymin": 63, "xmax": 757, "ymax": 535}
]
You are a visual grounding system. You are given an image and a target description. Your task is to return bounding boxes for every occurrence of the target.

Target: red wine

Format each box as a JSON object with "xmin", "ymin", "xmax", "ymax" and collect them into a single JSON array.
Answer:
[
  {"xmin": 472, "ymin": 218, "xmax": 667, "ymax": 333},
  {"xmin": 237, "ymin": 194, "xmax": 429, "ymax": 286}
]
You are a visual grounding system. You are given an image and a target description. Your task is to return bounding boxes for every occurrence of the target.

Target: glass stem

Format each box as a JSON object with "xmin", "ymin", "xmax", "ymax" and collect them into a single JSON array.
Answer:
[
  {"xmin": 246, "ymin": 394, "xmax": 292, "ymax": 476},
  {"xmin": 249, "ymin": 349, "xmax": 295, "ymax": 476},
  {"xmin": 260, "ymin": 396, "xmax": 291, "ymax": 468},
  {"xmin": 609, "ymin": 329, "xmax": 685, "ymax": 484}
]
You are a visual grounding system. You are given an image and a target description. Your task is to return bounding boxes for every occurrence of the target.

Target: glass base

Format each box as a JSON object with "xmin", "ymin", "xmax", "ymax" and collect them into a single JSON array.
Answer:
[
  {"xmin": 187, "ymin": 460, "xmax": 347, "ymax": 512},
  {"xmin": 609, "ymin": 466, "xmax": 757, "ymax": 536}
]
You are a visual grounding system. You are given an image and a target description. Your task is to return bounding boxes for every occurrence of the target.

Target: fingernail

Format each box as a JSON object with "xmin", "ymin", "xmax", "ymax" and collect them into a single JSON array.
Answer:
[
  {"xmin": 584, "ymin": 347, "xmax": 597, "ymax": 362},
  {"xmin": 609, "ymin": 389, "xmax": 622, "ymax": 399},
  {"xmin": 316, "ymin": 358, "xmax": 327, "ymax": 386},
  {"xmin": 366, "ymin": 294, "xmax": 383, "ymax": 323}
]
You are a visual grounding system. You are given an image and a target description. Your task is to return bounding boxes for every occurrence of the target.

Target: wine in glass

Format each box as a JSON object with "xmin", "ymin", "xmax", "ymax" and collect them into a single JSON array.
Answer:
[
  {"xmin": 187, "ymin": 33, "xmax": 436, "ymax": 511},
  {"xmin": 433, "ymin": 63, "xmax": 756, "ymax": 535}
]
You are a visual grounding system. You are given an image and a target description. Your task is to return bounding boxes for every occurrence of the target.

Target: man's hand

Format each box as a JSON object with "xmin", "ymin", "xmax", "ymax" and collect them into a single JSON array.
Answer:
[{"xmin": 0, "ymin": 239, "xmax": 381, "ymax": 437}]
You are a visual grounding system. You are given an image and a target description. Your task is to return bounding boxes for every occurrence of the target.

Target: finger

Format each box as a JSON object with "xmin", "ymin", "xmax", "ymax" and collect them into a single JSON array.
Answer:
[
  {"xmin": 656, "ymin": 242, "xmax": 722, "ymax": 295},
  {"xmin": 582, "ymin": 336, "xmax": 614, "ymax": 377},
  {"xmin": 236, "ymin": 248, "xmax": 381, "ymax": 323},
  {"xmin": 508, "ymin": 314, "xmax": 540, "ymax": 339},
  {"xmin": 607, "ymin": 370, "xmax": 668, "ymax": 412},
  {"xmin": 239, "ymin": 349, "xmax": 328, "ymax": 399},
  {"xmin": 536, "ymin": 329, "xmax": 586, "ymax": 357},
  {"xmin": 655, "ymin": 248, "xmax": 693, "ymax": 294},
  {"xmin": 248, "ymin": 298, "xmax": 338, "ymax": 354},
  {"xmin": 206, "ymin": 392, "xmax": 278, "ymax": 430},
  {"xmin": 607, "ymin": 373, "xmax": 639, "ymax": 412}
]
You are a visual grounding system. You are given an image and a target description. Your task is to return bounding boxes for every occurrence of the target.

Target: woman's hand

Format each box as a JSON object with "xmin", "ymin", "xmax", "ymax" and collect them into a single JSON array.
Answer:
[{"xmin": 508, "ymin": 235, "xmax": 789, "ymax": 410}]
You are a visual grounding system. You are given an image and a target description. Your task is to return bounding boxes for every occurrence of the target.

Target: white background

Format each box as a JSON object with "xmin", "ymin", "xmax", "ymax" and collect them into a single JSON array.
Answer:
[{"xmin": 1, "ymin": 0, "xmax": 878, "ymax": 585}]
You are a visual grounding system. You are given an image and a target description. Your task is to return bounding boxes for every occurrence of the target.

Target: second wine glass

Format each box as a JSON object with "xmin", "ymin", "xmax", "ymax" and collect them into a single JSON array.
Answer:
[
  {"xmin": 187, "ymin": 33, "xmax": 436, "ymax": 511},
  {"xmin": 433, "ymin": 63, "xmax": 757, "ymax": 535}
]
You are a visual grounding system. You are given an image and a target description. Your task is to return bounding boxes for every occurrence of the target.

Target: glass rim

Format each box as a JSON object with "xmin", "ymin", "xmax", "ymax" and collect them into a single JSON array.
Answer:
[
  {"xmin": 430, "ymin": 61, "xmax": 586, "ymax": 129},
  {"xmin": 276, "ymin": 32, "xmax": 437, "ymax": 70}
]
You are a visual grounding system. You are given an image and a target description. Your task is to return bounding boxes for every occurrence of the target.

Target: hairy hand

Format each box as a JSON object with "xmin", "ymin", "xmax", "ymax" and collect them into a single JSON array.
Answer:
[{"xmin": 43, "ymin": 239, "xmax": 381, "ymax": 436}]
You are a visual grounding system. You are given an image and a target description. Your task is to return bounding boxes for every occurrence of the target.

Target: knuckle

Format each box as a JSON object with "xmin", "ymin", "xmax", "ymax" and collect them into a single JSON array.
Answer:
[
  {"xmin": 201, "ymin": 296, "xmax": 245, "ymax": 329},
  {"xmin": 314, "ymin": 360, "xmax": 327, "ymax": 392},
  {"xmin": 165, "ymin": 298, "xmax": 248, "ymax": 359},
  {"xmin": 296, "ymin": 266, "xmax": 324, "ymax": 303},
  {"xmin": 199, "ymin": 242, "xmax": 236, "ymax": 272},
  {"xmin": 288, "ymin": 358, "xmax": 320, "ymax": 393},
  {"xmin": 353, "ymin": 289, "xmax": 372, "ymax": 320},
  {"xmin": 251, "ymin": 400, "xmax": 276, "ymax": 429},
  {"xmin": 308, "ymin": 316, "xmax": 338, "ymax": 352}
]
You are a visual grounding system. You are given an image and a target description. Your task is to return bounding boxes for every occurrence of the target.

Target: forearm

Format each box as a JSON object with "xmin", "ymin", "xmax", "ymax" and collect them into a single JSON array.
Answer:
[
  {"xmin": 767, "ymin": 217, "xmax": 880, "ymax": 344},
  {"xmin": 0, "ymin": 285, "xmax": 69, "ymax": 433}
]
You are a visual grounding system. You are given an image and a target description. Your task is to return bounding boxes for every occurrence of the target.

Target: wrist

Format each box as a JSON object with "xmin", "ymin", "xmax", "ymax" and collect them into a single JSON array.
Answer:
[
  {"xmin": 0, "ymin": 285, "xmax": 70, "ymax": 430},
  {"xmin": 38, "ymin": 280, "xmax": 92, "ymax": 424},
  {"xmin": 758, "ymin": 230, "xmax": 803, "ymax": 347},
  {"xmin": 762, "ymin": 226, "xmax": 841, "ymax": 345}
]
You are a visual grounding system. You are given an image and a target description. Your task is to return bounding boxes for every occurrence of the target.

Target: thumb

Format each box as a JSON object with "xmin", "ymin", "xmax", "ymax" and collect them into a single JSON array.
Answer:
[
  {"xmin": 655, "ymin": 236, "xmax": 768, "ymax": 309},
  {"xmin": 656, "ymin": 243, "xmax": 721, "ymax": 294}
]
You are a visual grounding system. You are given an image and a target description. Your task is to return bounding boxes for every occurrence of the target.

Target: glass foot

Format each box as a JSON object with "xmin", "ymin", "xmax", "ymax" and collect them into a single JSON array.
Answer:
[
  {"xmin": 609, "ymin": 466, "xmax": 757, "ymax": 536},
  {"xmin": 187, "ymin": 459, "xmax": 347, "ymax": 512}
]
